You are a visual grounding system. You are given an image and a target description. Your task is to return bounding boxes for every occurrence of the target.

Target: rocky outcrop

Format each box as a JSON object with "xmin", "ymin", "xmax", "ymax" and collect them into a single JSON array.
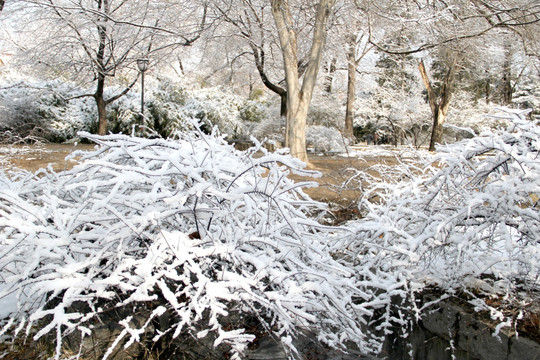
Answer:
[
  {"xmin": 54, "ymin": 296, "xmax": 540, "ymax": 359},
  {"xmin": 380, "ymin": 296, "xmax": 540, "ymax": 360}
]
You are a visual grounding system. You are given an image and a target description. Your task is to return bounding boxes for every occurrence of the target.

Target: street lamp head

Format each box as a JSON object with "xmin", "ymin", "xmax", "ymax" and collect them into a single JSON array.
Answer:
[{"xmin": 137, "ymin": 58, "xmax": 150, "ymax": 72}]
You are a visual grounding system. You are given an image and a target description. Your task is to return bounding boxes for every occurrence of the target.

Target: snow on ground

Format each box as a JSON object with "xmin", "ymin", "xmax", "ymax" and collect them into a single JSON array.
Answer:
[{"xmin": 0, "ymin": 285, "xmax": 17, "ymax": 321}]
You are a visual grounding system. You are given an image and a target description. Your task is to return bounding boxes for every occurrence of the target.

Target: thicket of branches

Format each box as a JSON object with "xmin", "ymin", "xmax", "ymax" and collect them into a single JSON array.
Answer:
[
  {"xmin": 0, "ymin": 109, "xmax": 539, "ymax": 359},
  {"xmin": 0, "ymin": 124, "xmax": 398, "ymax": 359},
  {"xmin": 347, "ymin": 109, "xmax": 539, "ymax": 324}
]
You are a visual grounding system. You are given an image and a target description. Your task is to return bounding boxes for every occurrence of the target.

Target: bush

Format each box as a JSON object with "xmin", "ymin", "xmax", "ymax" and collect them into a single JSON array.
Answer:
[
  {"xmin": 346, "ymin": 108, "xmax": 540, "ymax": 335},
  {"xmin": 238, "ymin": 102, "xmax": 265, "ymax": 123},
  {"xmin": 0, "ymin": 80, "xmax": 95, "ymax": 143},
  {"xmin": 0, "ymin": 125, "xmax": 389, "ymax": 359},
  {"xmin": 184, "ymin": 87, "xmax": 269, "ymax": 139},
  {"xmin": 306, "ymin": 125, "xmax": 347, "ymax": 153},
  {"xmin": 307, "ymin": 94, "xmax": 343, "ymax": 128},
  {"xmin": 0, "ymin": 79, "xmax": 273, "ymax": 143}
]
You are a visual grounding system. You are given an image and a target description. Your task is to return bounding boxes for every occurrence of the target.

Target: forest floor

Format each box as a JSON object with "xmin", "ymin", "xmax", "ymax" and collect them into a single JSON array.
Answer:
[{"xmin": 0, "ymin": 143, "xmax": 97, "ymax": 173}]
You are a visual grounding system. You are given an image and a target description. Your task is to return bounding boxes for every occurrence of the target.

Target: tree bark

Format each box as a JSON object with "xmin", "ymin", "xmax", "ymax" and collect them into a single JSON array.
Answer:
[
  {"xmin": 323, "ymin": 57, "xmax": 337, "ymax": 93},
  {"xmin": 0, "ymin": 0, "xmax": 4, "ymax": 12},
  {"xmin": 344, "ymin": 33, "xmax": 371, "ymax": 141},
  {"xmin": 503, "ymin": 73, "xmax": 513, "ymax": 105},
  {"xmin": 96, "ymin": 97, "xmax": 107, "ymax": 135},
  {"xmin": 344, "ymin": 39, "xmax": 356, "ymax": 138},
  {"xmin": 95, "ymin": 0, "xmax": 109, "ymax": 135},
  {"xmin": 96, "ymin": 74, "xmax": 107, "ymax": 135},
  {"xmin": 271, "ymin": 0, "xmax": 336, "ymax": 162},
  {"xmin": 418, "ymin": 58, "xmax": 456, "ymax": 151}
]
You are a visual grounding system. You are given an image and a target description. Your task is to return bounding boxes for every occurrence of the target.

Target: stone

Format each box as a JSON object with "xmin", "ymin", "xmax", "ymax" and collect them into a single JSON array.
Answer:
[
  {"xmin": 508, "ymin": 335, "xmax": 540, "ymax": 360},
  {"xmin": 246, "ymin": 331, "xmax": 380, "ymax": 360}
]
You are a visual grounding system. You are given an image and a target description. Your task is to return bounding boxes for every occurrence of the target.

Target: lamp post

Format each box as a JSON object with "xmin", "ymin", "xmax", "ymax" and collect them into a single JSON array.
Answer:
[{"xmin": 137, "ymin": 58, "xmax": 150, "ymax": 126}]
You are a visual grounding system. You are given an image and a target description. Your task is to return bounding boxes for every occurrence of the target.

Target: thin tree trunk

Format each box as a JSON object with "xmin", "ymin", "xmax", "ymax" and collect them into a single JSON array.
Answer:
[
  {"xmin": 249, "ymin": 42, "xmax": 288, "ymax": 117},
  {"xmin": 324, "ymin": 57, "xmax": 337, "ymax": 93},
  {"xmin": 418, "ymin": 58, "xmax": 456, "ymax": 151},
  {"xmin": 502, "ymin": 43, "xmax": 513, "ymax": 105},
  {"xmin": 344, "ymin": 41, "xmax": 356, "ymax": 138},
  {"xmin": 0, "ymin": 0, "xmax": 4, "ymax": 12},
  {"xmin": 96, "ymin": 97, "xmax": 107, "ymax": 135},
  {"xmin": 428, "ymin": 108, "xmax": 446, "ymax": 152},
  {"xmin": 96, "ymin": 75, "xmax": 107, "ymax": 135},
  {"xmin": 503, "ymin": 74, "xmax": 512, "ymax": 105},
  {"xmin": 280, "ymin": 93, "xmax": 287, "ymax": 117},
  {"xmin": 95, "ymin": 0, "xmax": 109, "ymax": 135}
]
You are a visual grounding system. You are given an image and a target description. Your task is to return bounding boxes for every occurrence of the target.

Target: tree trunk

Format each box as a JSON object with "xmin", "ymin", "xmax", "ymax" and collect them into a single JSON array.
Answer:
[
  {"xmin": 418, "ymin": 58, "xmax": 456, "ymax": 152},
  {"xmin": 95, "ymin": 1, "xmax": 108, "ymax": 135},
  {"xmin": 323, "ymin": 57, "xmax": 337, "ymax": 93},
  {"xmin": 502, "ymin": 43, "xmax": 513, "ymax": 105},
  {"xmin": 428, "ymin": 108, "xmax": 446, "ymax": 152},
  {"xmin": 96, "ymin": 96, "xmax": 107, "ymax": 135},
  {"xmin": 271, "ymin": 0, "xmax": 336, "ymax": 162},
  {"xmin": 96, "ymin": 75, "xmax": 107, "ymax": 135},
  {"xmin": 344, "ymin": 40, "xmax": 356, "ymax": 138},
  {"xmin": 0, "ymin": 0, "xmax": 4, "ymax": 12},
  {"xmin": 280, "ymin": 92, "xmax": 287, "ymax": 117},
  {"xmin": 503, "ymin": 74, "xmax": 512, "ymax": 105},
  {"xmin": 287, "ymin": 93, "xmax": 309, "ymax": 160}
]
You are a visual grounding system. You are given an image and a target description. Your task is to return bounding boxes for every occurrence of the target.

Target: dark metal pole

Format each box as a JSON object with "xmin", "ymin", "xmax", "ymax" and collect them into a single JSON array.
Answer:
[
  {"xmin": 137, "ymin": 58, "xmax": 149, "ymax": 129},
  {"xmin": 140, "ymin": 70, "xmax": 145, "ymax": 125}
]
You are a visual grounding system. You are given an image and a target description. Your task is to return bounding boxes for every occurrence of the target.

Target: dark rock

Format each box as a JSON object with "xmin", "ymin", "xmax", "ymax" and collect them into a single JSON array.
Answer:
[
  {"xmin": 381, "ymin": 295, "xmax": 540, "ymax": 360},
  {"xmin": 247, "ymin": 331, "xmax": 380, "ymax": 360}
]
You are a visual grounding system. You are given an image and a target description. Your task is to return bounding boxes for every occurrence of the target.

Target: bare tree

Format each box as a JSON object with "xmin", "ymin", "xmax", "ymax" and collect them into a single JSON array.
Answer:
[
  {"xmin": 211, "ymin": 1, "xmax": 289, "ymax": 116},
  {"xmin": 344, "ymin": 33, "xmax": 372, "ymax": 138},
  {"xmin": 418, "ymin": 57, "xmax": 457, "ymax": 151},
  {"xmin": 344, "ymin": 37, "xmax": 357, "ymax": 138},
  {"xmin": 270, "ymin": 0, "xmax": 336, "ymax": 162},
  {"xmin": 20, "ymin": 0, "xmax": 208, "ymax": 135},
  {"xmin": 360, "ymin": 0, "xmax": 540, "ymax": 150}
]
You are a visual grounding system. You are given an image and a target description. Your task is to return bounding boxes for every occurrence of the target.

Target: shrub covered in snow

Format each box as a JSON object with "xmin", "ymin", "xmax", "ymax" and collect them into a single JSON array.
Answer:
[
  {"xmin": 0, "ymin": 80, "xmax": 96, "ymax": 143},
  {"xmin": 347, "ymin": 108, "xmax": 540, "ymax": 330},
  {"xmin": 0, "ymin": 79, "xmax": 271, "ymax": 143},
  {"xmin": 101, "ymin": 84, "xmax": 271, "ymax": 140},
  {"xmin": 0, "ymin": 125, "xmax": 395, "ymax": 359},
  {"xmin": 181, "ymin": 87, "xmax": 268, "ymax": 139},
  {"xmin": 306, "ymin": 94, "xmax": 344, "ymax": 129},
  {"xmin": 306, "ymin": 125, "xmax": 347, "ymax": 153}
]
